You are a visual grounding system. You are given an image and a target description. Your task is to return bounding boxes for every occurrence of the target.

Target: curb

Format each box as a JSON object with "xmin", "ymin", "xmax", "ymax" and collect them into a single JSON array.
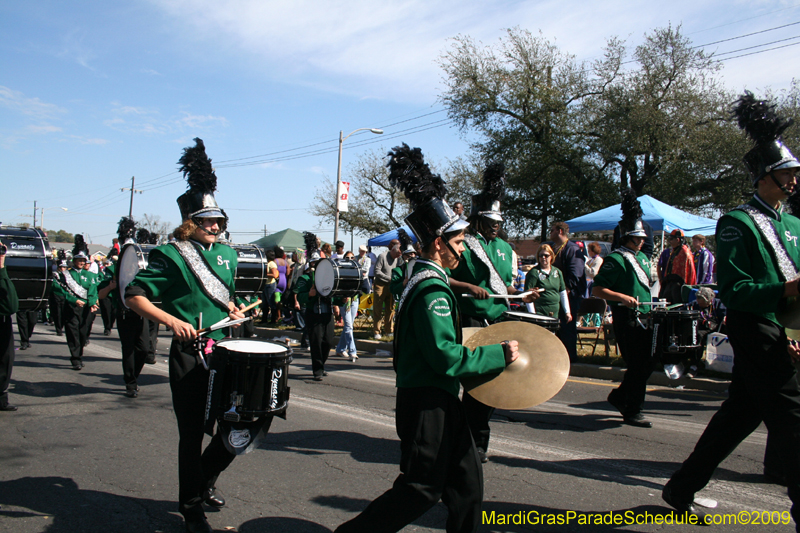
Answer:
[{"xmin": 254, "ymin": 325, "xmax": 731, "ymax": 393}]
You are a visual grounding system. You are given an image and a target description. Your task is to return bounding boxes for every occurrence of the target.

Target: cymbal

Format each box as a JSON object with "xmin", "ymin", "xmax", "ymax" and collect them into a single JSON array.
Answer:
[{"xmin": 461, "ymin": 321, "xmax": 570, "ymax": 410}]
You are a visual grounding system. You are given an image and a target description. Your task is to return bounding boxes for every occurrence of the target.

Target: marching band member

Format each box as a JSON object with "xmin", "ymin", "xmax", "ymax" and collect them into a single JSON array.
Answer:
[
  {"xmin": 125, "ymin": 139, "xmax": 254, "ymax": 533},
  {"xmin": 336, "ymin": 144, "xmax": 519, "ymax": 533},
  {"xmin": 592, "ymin": 189, "xmax": 655, "ymax": 428},
  {"xmin": 0, "ymin": 242, "xmax": 19, "ymax": 411},
  {"xmin": 52, "ymin": 240, "xmax": 98, "ymax": 371},
  {"xmin": 663, "ymin": 92, "xmax": 800, "ymax": 526},
  {"xmin": 448, "ymin": 162, "xmax": 534, "ymax": 463}
]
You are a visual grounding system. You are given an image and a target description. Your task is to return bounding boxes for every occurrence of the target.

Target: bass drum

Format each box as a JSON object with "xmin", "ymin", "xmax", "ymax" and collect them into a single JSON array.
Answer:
[
  {"xmin": 230, "ymin": 244, "xmax": 268, "ymax": 297},
  {"xmin": 117, "ymin": 242, "xmax": 158, "ymax": 308},
  {"xmin": 315, "ymin": 258, "xmax": 362, "ymax": 298},
  {"xmin": 0, "ymin": 226, "xmax": 52, "ymax": 311}
]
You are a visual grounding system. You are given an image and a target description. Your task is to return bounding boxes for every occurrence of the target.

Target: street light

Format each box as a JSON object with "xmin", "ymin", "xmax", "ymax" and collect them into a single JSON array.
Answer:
[
  {"xmin": 40, "ymin": 207, "xmax": 68, "ymax": 231},
  {"xmin": 334, "ymin": 127, "xmax": 383, "ymax": 244}
]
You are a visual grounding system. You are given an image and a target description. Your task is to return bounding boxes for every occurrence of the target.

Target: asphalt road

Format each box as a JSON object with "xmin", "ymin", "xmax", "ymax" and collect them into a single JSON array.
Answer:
[{"xmin": 0, "ymin": 323, "xmax": 794, "ymax": 532}]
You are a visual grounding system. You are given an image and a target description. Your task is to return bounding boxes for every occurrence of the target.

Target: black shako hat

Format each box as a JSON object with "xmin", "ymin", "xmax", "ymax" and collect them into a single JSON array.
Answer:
[
  {"xmin": 386, "ymin": 143, "xmax": 468, "ymax": 249},
  {"xmin": 733, "ymin": 91, "xmax": 800, "ymax": 186},
  {"xmin": 176, "ymin": 138, "xmax": 229, "ymax": 224}
]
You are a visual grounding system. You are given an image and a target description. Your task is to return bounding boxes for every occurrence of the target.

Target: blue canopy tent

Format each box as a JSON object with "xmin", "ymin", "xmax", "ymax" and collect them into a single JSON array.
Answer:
[
  {"xmin": 367, "ymin": 225, "xmax": 418, "ymax": 247},
  {"xmin": 566, "ymin": 195, "xmax": 718, "ymax": 235}
]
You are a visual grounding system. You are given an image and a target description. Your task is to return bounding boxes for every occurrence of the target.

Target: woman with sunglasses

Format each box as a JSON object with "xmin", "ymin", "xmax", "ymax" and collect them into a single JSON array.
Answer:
[{"xmin": 524, "ymin": 244, "xmax": 571, "ymax": 323}]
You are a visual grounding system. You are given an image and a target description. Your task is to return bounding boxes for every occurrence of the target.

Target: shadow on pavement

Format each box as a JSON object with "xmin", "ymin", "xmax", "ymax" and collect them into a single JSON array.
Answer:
[
  {"xmin": 239, "ymin": 516, "xmax": 332, "ymax": 532},
  {"xmin": 262, "ymin": 429, "xmax": 398, "ymax": 466},
  {"xmin": 0, "ymin": 476, "xmax": 180, "ymax": 532}
]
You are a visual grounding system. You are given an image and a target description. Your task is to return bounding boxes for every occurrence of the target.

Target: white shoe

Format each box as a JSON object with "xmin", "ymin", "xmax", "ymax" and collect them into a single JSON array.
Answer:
[
  {"xmin": 335, "ymin": 351, "xmax": 346, "ymax": 357},
  {"xmin": 350, "ymin": 354, "xmax": 359, "ymax": 362},
  {"xmin": 374, "ymin": 334, "xmax": 382, "ymax": 340}
]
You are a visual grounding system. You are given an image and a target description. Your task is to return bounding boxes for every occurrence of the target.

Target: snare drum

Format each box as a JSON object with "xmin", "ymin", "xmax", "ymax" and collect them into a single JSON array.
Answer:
[
  {"xmin": 230, "ymin": 244, "xmax": 268, "ymax": 296},
  {"xmin": 502, "ymin": 310, "xmax": 560, "ymax": 333},
  {"xmin": 651, "ymin": 309, "xmax": 703, "ymax": 363},
  {"xmin": 206, "ymin": 339, "xmax": 292, "ymax": 423},
  {"xmin": 314, "ymin": 258, "xmax": 362, "ymax": 298},
  {"xmin": 0, "ymin": 226, "xmax": 53, "ymax": 311}
]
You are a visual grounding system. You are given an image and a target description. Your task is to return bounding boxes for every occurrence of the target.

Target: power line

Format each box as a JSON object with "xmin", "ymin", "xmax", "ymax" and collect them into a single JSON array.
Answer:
[
  {"xmin": 716, "ymin": 39, "xmax": 800, "ymax": 61},
  {"xmin": 694, "ymin": 20, "xmax": 800, "ymax": 48},
  {"xmin": 712, "ymin": 34, "xmax": 800, "ymax": 57}
]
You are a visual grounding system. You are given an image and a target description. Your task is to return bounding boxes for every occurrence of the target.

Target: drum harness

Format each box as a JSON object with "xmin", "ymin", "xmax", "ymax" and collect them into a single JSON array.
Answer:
[{"xmin": 463, "ymin": 234, "xmax": 509, "ymax": 308}]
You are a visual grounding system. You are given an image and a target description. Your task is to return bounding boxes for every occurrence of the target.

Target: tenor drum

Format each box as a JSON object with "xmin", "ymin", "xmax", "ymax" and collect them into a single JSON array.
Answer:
[
  {"xmin": 117, "ymin": 242, "xmax": 158, "ymax": 308},
  {"xmin": 0, "ymin": 226, "xmax": 52, "ymax": 310},
  {"xmin": 502, "ymin": 310, "xmax": 560, "ymax": 333},
  {"xmin": 651, "ymin": 309, "xmax": 703, "ymax": 363},
  {"xmin": 230, "ymin": 244, "xmax": 268, "ymax": 296},
  {"xmin": 206, "ymin": 339, "xmax": 292, "ymax": 423},
  {"xmin": 315, "ymin": 258, "xmax": 362, "ymax": 298}
]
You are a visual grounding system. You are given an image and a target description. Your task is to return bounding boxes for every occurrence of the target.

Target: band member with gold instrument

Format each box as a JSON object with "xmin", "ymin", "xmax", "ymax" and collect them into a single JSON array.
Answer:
[
  {"xmin": 336, "ymin": 144, "xmax": 519, "ymax": 533},
  {"xmin": 662, "ymin": 92, "xmax": 800, "ymax": 525},
  {"xmin": 125, "ymin": 138, "xmax": 255, "ymax": 533}
]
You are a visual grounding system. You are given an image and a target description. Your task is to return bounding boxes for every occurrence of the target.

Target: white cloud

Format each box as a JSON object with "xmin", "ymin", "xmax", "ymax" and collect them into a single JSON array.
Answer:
[
  {"xmin": 104, "ymin": 104, "xmax": 229, "ymax": 135},
  {"xmin": 0, "ymin": 86, "xmax": 66, "ymax": 119},
  {"xmin": 148, "ymin": 0, "xmax": 800, "ymax": 101}
]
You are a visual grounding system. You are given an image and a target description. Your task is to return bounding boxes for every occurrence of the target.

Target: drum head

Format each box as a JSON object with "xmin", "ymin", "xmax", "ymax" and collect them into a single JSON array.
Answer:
[
  {"xmin": 118, "ymin": 243, "xmax": 144, "ymax": 309},
  {"xmin": 216, "ymin": 338, "xmax": 289, "ymax": 354},
  {"xmin": 315, "ymin": 258, "xmax": 335, "ymax": 297}
]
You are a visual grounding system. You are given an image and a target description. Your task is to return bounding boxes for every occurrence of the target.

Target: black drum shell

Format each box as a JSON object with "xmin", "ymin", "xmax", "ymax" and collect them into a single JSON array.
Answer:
[
  {"xmin": 0, "ymin": 227, "xmax": 52, "ymax": 311},
  {"xmin": 651, "ymin": 309, "xmax": 703, "ymax": 363},
  {"xmin": 208, "ymin": 342, "xmax": 292, "ymax": 421},
  {"xmin": 230, "ymin": 244, "xmax": 268, "ymax": 297},
  {"xmin": 502, "ymin": 310, "xmax": 560, "ymax": 333},
  {"xmin": 314, "ymin": 258, "xmax": 361, "ymax": 298}
]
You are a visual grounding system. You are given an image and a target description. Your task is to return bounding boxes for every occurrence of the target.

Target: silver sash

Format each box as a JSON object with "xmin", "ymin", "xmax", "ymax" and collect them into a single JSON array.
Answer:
[
  {"xmin": 612, "ymin": 249, "xmax": 651, "ymax": 288},
  {"xmin": 463, "ymin": 234, "xmax": 508, "ymax": 302},
  {"xmin": 735, "ymin": 204, "xmax": 799, "ymax": 282},
  {"xmin": 395, "ymin": 267, "xmax": 445, "ymax": 322},
  {"xmin": 171, "ymin": 241, "xmax": 232, "ymax": 310},
  {"xmin": 63, "ymin": 270, "xmax": 88, "ymax": 300}
]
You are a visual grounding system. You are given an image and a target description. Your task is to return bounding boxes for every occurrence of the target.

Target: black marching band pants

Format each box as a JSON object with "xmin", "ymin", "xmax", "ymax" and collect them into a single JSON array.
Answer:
[
  {"xmin": 306, "ymin": 308, "xmax": 333, "ymax": 378},
  {"xmin": 607, "ymin": 306, "xmax": 655, "ymax": 416},
  {"xmin": 16, "ymin": 309, "xmax": 37, "ymax": 346},
  {"xmin": 99, "ymin": 296, "xmax": 115, "ymax": 332},
  {"xmin": 117, "ymin": 308, "xmax": 152, "ymax": 391},
  {"xmin": 0, "ymin": 315, "xmax": 14, "ymax": 408},
  {"xmin": 63, "ymin": 303, "xmax": 92, "ymax": 365},
  {"xmin": 49, "ymin": 293, "xmax": 65, "ymax": 334},
  {"xmin": 336, "ymin": 387, "xmax": 484, "ymax": 533},
  {"xmin": 460, "ymin": 314, "xmax": 495, "ymax": 453},
  {"xmin": 169, "ymin": 340, "xmax": 236, "ymax": 519},
  {"xmin": 667, "ymin": 310, "xmax": 800, "ymax": 528}
]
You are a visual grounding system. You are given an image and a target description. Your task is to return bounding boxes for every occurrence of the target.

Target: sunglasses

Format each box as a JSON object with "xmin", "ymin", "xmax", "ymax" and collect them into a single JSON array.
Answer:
[{"xmin": 539, "ymin": 253, "xmax": 551, "ymax": 258}]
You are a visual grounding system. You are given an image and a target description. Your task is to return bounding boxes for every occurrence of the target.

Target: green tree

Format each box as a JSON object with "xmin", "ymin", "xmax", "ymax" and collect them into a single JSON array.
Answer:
[{"xmin": 311, "ymin": 149, "xmax": 410, "ymax": 236}]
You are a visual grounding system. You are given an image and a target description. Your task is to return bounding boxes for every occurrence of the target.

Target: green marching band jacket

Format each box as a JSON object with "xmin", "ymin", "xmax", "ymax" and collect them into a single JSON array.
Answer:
[
  {"xmin": 592, "ymin": 249, "xmax": 652, "ymax": 315},
  {"xmin": 450, "ymin": 234, "xmax": 514, "ymax": 321},
  {"xmin": 0, "ymin": 266, "xmax": 19, "ymax": 316},
  {"xmin": 716, "ymin": 194, "xmax": 800, "ymax": 325},
  {"xmin": 126, "ymin": 242, "xmax": 237, "ymax": 342},
  {"xmin": 394, "ymin": 260, "xmax": 506, "ymax": 398},
  {"xmin": 52, "ymin": 268, "xmax": 98, "ymax": 307}
]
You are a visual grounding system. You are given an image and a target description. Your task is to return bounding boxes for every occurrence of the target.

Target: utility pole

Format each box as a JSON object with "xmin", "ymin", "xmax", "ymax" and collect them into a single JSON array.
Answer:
[
  {"xmin": 33, "ymin": 200, "xmax": 37, "ymax": 228},
  {"xmin": 121, "ymin": 176, "xmax": 143, "ymax": 218},
  {"xmin": 263, "ymin": 225, "xmax": 268, "ymax": 237}
]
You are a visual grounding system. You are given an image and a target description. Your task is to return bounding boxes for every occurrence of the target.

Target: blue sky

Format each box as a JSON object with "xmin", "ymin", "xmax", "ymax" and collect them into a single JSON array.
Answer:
[{"xmin": 2, "ymin": 0, "xmax": 799, "ymax": 248}]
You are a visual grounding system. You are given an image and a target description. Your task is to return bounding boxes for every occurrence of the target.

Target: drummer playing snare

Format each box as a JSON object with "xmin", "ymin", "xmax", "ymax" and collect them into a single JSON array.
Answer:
[{"xmin": 125, "ymin": 139, "xmax": 251, "ymax": 533}]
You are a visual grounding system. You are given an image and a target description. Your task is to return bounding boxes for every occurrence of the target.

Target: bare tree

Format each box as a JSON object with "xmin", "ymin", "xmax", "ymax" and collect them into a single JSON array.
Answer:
[{"xmin": 139, "ymin": 213, "xmax": 171, "ymax": 243}]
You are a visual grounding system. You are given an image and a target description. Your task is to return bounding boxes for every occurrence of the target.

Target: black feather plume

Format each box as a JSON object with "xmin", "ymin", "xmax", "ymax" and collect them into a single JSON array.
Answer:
[
  {"xmin": 732, "ymin": 91, "xmax": 794, "ymax": 145},
  {"xmin": 303, "ymin": 231, "xmax": 318, "ymax": 253},
  {"xmin": 117, "ymin": 217, "xmax": 136, "ymax": 242},
  {"xmin": 148, "ymin": 233, "xmax": 159, "ymax": 245},
  {"xmin": 178, "ymin": 138, "xmax": 217, "ymax": 194},
  {"xmin": 620, "ymin": 189, "xmax": 643, "ymax": 227},
  {"xmin": 72, "ymin": 234, "xmax": 88, "ymax": 256},
  {"xmin": 386, "ymin": 143, "xmax": 447, "ymax": 209},
  {"xmin": 480, "ymin": 161, "xmax": 506, "ymax": 202},
  {"xmin": 398, "ymin": 228, "xmax": 412, "ymax": 250},
  {"xmin": 57, "ymin": 249, "xmax": 67, "ymax": 261},
  {"xmin": 136, "ymin": 228, "xmax": 151, "ymax": 245}
]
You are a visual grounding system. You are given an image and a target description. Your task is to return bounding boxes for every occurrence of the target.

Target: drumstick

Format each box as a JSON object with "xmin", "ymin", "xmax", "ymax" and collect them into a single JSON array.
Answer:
[
  {"xmin": 197, "ymin": 299, "xmax": 263, "ymax": 333},
  {"xmin": 197, "ymin": 316, "xmax": 253, "ymax": 336},
  {"xmin": 461, "ymin": 290, "xmax": 541, "ymax": 299}
]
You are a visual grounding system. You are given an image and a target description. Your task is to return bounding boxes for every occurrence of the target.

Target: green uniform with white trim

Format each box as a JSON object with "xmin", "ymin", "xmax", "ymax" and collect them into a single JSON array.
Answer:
[
  {"xmin": 395, "ymin": 260, "xmax": 506, "ymax": 396},
  {"xmin": 450, "ymin": 234, "xmax": 514, "ymax": 322},
  {"xmin": 593, "ymin": 251, "xmax": 652, "ymax": 314},
  {"xmin": 524, "ymin": 266, "xmax": 566, "ymax": 318},
  {"xmin": 716, "ymin": 195, "xmax": 800, "ymax": 324},
  {"xmin": 52, "ymin": 268, "xmax": 99, "ymax": 306}
]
